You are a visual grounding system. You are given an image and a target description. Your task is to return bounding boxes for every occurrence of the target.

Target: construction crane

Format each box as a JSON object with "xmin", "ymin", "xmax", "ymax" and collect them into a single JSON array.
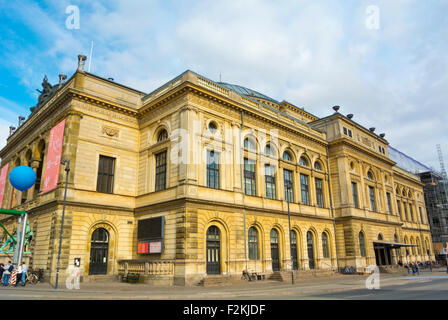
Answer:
[
  {"xmin": 437, "ymin": 144, "xmax": 447, "ymax": 179},
  {"xmin": 435, "ymin": 144, "xmax": 448, "ymax": 209}
]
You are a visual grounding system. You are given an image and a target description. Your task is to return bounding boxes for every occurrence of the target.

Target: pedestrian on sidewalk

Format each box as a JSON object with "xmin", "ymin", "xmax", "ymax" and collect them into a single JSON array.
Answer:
[
  {"xmin": 21, "ymin": 262, "xmax": 27, "ymax": 286},
  {"xmin": 15, "ymin": 263, "xmax": 23, "ymax": 287},
  {"xmin": 3, "ymin": 261, "xmax": 12, "ymax": 286},
  {"xmin": 0, "ymin": 263, "xmax": 4, "ymax": 285}
]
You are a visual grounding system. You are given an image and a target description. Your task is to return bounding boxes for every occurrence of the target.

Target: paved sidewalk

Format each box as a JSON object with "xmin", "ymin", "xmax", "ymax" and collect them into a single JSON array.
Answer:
[{"xmin": 1, "ymin": 269, "xmax": 447, "ymax": 299}]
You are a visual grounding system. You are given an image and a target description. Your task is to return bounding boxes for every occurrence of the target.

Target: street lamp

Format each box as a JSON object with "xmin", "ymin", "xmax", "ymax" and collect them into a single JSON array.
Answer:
[
  {"xmin": 286, "ymin": 181, "xmax": 294, "ymax": 285},
  {"xmin": 55, "ymin": 159, "xmax": 70, "ymax": 290}
]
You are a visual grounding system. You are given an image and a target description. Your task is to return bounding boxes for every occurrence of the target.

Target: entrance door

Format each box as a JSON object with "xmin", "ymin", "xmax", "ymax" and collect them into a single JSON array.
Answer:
[
  {"xmin": 270, "ymin": 229, "xmax": 280, "ymax": 271},
  {"xmin": 89, "ymin": 228, "xmax": 109, "ymax": 275},
  {"xmin": 307, "ymin": 232, "xmax": 315, "ymax": 269},
  {"xmin": 291, "ymin": 231, "xmax": 298, "ymax": 270},
  {"xmin": 206, "ymin": 226, "xmax": 220, "ymax": 275}
]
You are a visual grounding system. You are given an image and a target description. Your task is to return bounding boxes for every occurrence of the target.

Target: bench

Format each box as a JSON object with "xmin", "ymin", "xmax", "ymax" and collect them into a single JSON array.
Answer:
[{"xmin": 122, "ymin": 273, "xmax": 140, "ymax": 283}]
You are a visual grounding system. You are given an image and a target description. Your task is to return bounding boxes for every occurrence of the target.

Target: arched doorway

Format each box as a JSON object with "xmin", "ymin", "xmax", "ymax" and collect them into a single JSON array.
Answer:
[
  {"xmin": 206, "ymin": 226, "xmax": 220, "ymax": 275},
  {"xmin": 89, "ymin": 228, "xmax": 109, "ymax": 275},
  {"xmin": 307, "ymin": 231, "xmax": 315, "ymax": 269},
  {"xmin": 270, "ymin": 229, "xmax": 280, "ymax": 271},
  {"xmin": 291, "ymin": 230, "xmax": 298, "ymax": 270}
]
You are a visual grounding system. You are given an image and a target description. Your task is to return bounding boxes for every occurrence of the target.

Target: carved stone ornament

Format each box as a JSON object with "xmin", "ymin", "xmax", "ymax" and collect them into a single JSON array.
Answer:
[{"xmin": 102, "ymin": 126, "xmax": 119, "ymax": 137}]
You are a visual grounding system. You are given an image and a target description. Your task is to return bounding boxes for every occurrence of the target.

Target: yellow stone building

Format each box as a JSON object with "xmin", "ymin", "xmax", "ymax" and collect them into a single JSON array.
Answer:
[{"xmin": 0, "ymin": 56, "xmax": 434, "ymax": 285}]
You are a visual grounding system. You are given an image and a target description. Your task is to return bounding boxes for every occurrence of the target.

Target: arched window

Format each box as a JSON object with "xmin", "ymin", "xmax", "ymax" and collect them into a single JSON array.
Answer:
[
  {"xmin": 270, "ymin": 229, "xmax": 280, "ymax": 271},
  {"xmin": 299, "ymin": 156, "xmax": 309, "ymax": 167},
  {"xmin": 208, "ymin": 121, "xmax": 217, "ymax": 134},
  {"xmin": 359, "ymin": 232, "xmax": 366, "ymax": 257},
  {"xmin": 34, "ymin": 139, "xmax": 46, "ymax": 198},
  {"xmin": 157, "ymin": 129, "xmax": 168, "ymax": 142},
  {"xmin": 314, "ymin": 161, "xmax": 322, "ymax": 171},
  {"xmin": 378, "ymin": 234, "xmax": 383, "ymax": 241},
  {"xmin": 307, "ymin": 231, "xmax": 315, "ymax": 269},
  {"xmin": 244, "ymin": 138, "xmax": 256, "ymax": 151},
  {"xmin": 283, "ymin": 151, "xmax": 292, "ymax": 162},
  {"xmin": 322, "ymin": 233, "xmax": 329, "ymax": 258},
  {"xmin": 291, "ymin": 230, "xmax": 298, "ymax": 270},
  {"xmin": 367, "ymin": 170, "xmax": 374, "ymax": 180},
  {"xmin": 248, "ymin": 227, "xmax": 259, "ymax": 260},
  {"xmin": 265, "ymin": 144, "xmax": 272, "ymax": 156}
]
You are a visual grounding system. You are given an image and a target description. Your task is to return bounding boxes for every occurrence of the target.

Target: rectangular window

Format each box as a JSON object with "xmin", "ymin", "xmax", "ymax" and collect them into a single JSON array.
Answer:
[
  {"xmin": 284, "ymin": 169, "xmax": 294, "ymax": 202},
  {"xmin": 352, "ymin": 182, "xmax": 359, "ymax": 208},
  {"xmin": 409, "ymin": 203, "xmax": 414, "ymax": 222},
  {"xmin": 403, "ymin": 202, "xmax": 408, "ymax": 221},
  {"xmin": 155, "ymin": 151, "xmax": 167, "ymax": 191},
  {"xmin": 386, "ymin": 192, "xmax": 392, "ymax": 214},
  {"xmin": 244, "ymin": 158, "xmax": 256, "ymax": 196},
  {"xmin": 419, "ymin": 207, "xmax": 424, "ymax": 223},
  {"xmin": 300, "ymin": 174, "xmax": 310, "ymax": 205},
  {"xmin": 96, "ymin": 155, "xmax": 115, "ymax": 193},
  {"xmin": 265, "ymin": 164, "xmax": 276, "ymax": 199},
  {"xmin": 348, "ymin": 129, "xmax": 352, "ymax": 137},
  {"xmin": 343, "ymin": 127, "xmax": 347, "ymax": 135},
  {"xmin": 368, "ymin": 186, "xmax": 376, "ymax": 211},
  {"xmin": 206, "ymin": 150, "xmax": 220, "ymax": 189},
  {"xmin": 397, "ymin": 200, "xmax": 402, "ymax": 218},
  {"xmin": 315, "ymin": 178, "xmax": 324, "ymax": 208}
]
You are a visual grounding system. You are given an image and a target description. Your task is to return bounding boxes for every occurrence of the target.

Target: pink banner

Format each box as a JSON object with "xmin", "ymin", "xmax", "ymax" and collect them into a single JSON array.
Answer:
[
  {"xmin": 0, "ymin": 163, "xmax": 10, "ymax": 208},
  {"xmin": 42, "ymin": 119, "xmax": 66, "ymax": 193}
]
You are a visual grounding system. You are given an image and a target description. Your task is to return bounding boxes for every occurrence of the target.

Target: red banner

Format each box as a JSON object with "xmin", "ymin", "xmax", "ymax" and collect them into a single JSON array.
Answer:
[
  {"xmin": 0, "ymin": 163, "xmax": 10, "ymax": 208},
  {"xmin": 42, "ymin": 119, "xmax": 66, "ymax": 193}
]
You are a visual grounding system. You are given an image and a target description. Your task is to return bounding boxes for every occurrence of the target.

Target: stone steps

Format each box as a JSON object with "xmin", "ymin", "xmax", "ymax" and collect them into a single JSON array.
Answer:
[
  {"xmin": 196, "ymin": 275, "xmax": 246, "ymax": 287},
  {"xmin": 269, "ymin": 270, "xmax": 339, "ymax": 282},
  {"xmin": 82, "ymin": 275, "xmax": 118, "ymax": 283}
]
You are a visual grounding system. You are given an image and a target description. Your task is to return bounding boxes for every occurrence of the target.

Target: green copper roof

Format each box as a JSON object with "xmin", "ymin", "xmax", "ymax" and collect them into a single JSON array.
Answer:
[{"xmin": 217, "ymin": 82, "xmax": 279, "ymax": 103}]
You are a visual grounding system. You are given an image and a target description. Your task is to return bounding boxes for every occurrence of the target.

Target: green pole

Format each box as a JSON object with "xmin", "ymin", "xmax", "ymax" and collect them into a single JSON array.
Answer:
[{"xmin": 0, "ymin": 209, "xmax": 26, "ymax": 216}]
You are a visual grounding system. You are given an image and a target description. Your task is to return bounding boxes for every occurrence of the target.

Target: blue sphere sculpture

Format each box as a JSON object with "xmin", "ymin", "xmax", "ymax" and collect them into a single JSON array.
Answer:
[{"xmin": 9, "ymin": 166, "xmax": 36, "ymax": 191}]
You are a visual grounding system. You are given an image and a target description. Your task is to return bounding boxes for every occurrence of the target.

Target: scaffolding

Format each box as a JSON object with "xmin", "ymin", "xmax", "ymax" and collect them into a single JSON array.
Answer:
[{"xmin": 419, "ymin": 145, "xmax": 448, "ymax": 245}]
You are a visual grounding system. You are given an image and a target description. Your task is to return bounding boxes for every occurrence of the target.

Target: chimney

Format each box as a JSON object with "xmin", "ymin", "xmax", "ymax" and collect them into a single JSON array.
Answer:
[
  {"xmin": 9, "ymin": 126, "xmax": 16, "ymax": 136},
  {"xmin": 379, "ymin": 133, "xmax": 386, "ymax": 138},
  {"xmin": 59, "ymin": 74, "xmax": 67, "ymax": 86},
  {"xmin": 108, "ymin": 77, "xmax": 114, "ymax": 81},
  {"xmin": 347, "ymin": 114, "xmax": 353, "ymax": 119},
  {"xmin": 332, "ymin": 105, "xmax": 340, "ymax": 112},
  {"xmin": 77, "ymin": 54, "xmax": 87, "ymax": 71},
  {"xmin": 18, "ymin": 116, "xmax": 25, "ymax": 127},
  {"xmin": 369, "ymin": 127, "xmax": 376, "ymax": 133}
]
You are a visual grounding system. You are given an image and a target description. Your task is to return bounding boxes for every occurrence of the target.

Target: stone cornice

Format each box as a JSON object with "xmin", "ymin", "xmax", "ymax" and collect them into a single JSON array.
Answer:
[
  {"xmin": 329, "ymin": 138, "xmax": 396, "ymax": 167},
  {"xmin": 141, "ymin": 81, "xmax": 328, "ymax": 148}
]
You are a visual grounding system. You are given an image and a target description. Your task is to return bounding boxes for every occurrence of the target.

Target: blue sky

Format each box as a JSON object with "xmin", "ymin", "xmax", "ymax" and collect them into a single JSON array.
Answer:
[{"xmin": 0, "ymin": 0, "xmax": 447, "ymax": 170}]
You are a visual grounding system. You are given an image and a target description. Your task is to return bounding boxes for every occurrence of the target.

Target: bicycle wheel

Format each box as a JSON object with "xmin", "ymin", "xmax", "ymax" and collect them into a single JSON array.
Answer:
[{"xmin": 30, "ymin": 274, "xmax": 38, "ymax": 284}]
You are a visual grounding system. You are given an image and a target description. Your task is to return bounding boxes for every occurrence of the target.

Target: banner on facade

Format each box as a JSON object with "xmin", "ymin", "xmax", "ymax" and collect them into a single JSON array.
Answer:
[
  {"xmin": 0, "ymin": 163, "xmax": 10, "ymax": 208},
  {"xmin": 42, "ymin": 119, "xmax": 66, "ymax": 193}
]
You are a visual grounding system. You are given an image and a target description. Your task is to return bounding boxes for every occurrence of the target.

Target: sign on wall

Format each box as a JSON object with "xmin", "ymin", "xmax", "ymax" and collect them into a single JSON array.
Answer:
[
  {"xmin": 137, "ymin": 216, "xmax": 165, "ymax": 254},
  {"xmin": 42, "ymin": 119, "xmax": 66, "ymax": 193},
  {"xmin": 0, "ymin": 163, "xmax": 10, "ymax": 208}
]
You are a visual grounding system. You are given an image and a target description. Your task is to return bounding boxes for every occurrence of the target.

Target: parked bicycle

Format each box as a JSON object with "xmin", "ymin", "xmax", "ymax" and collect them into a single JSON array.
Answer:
[{"xmin": 26, "ymin": 268, "xmax": 44, "ymax": 284}]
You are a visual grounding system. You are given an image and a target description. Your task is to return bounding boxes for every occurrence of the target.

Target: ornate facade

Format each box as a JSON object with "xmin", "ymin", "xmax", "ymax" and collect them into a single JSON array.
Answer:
[{"xmin": 0, "ymin": 61, "xmax": 434, "ymax": 285}]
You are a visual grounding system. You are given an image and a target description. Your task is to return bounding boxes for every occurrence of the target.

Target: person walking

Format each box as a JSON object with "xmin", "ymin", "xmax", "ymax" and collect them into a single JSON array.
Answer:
[
  {"xmin": 3, "ymin": 261, "xmax": 12, "ymax": 286},
  {"xmin": 0, "ymin": 263, "xmax": 4, "ymax": 285},
  {"xmin": 21, "ymin": 262, "xmax": 27, "ymax": 286},
  {"xmin": 15, "ymin": 263, "xmax": 23, "ymax": 287}
]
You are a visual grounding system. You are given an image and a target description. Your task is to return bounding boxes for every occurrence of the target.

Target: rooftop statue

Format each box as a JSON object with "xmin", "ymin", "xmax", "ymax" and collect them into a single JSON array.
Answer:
[{"xmin": 29, "ymin": 75, "xmax": 58, "ymax": 114}]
